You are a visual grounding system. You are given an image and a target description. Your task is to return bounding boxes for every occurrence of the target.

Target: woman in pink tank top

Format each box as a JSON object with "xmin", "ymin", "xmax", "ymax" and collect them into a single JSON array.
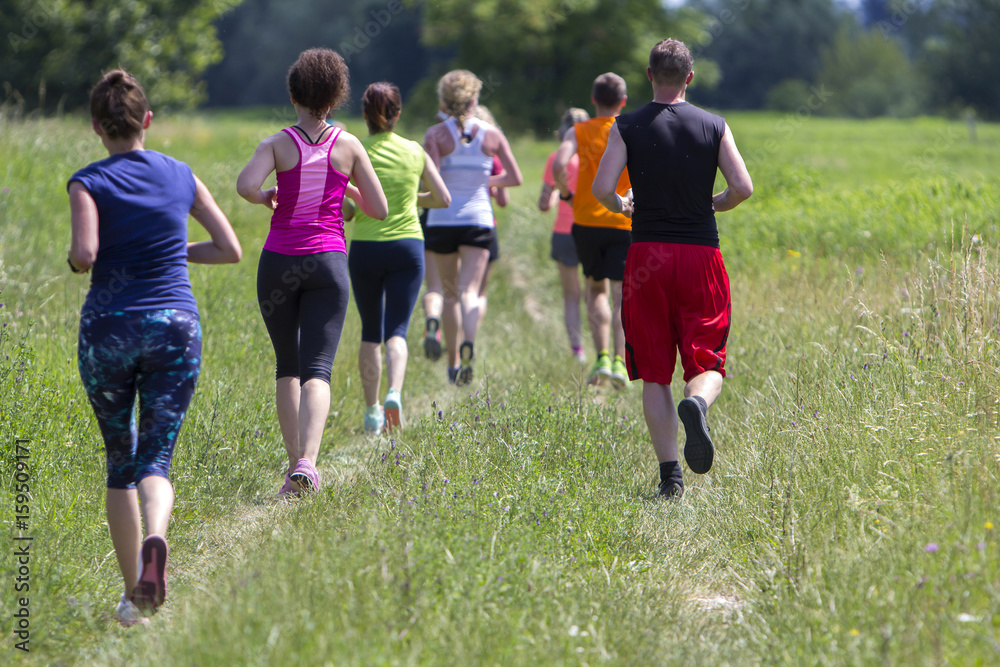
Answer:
[{"xmin": 238, "ymin": 48, "xmax": 387, "ymax": 497}]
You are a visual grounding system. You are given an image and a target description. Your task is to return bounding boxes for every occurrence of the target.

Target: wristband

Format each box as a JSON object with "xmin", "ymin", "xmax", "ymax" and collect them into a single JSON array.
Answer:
[
  {"xmin": 559, "ymin": 191, "xmax": 573, "ymax": 201},
  {"xmin": 67, "ymin": 257, "xmax": 86, "ymax": 274}
]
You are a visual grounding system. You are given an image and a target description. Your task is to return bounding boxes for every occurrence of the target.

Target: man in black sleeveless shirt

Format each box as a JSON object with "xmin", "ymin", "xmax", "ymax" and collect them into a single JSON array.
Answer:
[{"xmin": 592, "ymin": 38, "xmax": 753, "ymax": 498}]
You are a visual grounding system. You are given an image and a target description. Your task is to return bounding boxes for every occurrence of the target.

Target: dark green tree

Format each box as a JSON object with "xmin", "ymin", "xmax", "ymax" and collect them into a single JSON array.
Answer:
[
  {"xmin": 1, "ymin": 0, "xmax": 240, "ymax": 112},
  {"xmin": 203, "ymin": 0, "xmax": 431, "ymax": 111},
  {"xmin": 688, "ymin": 0, "xmax": 844, "ymax": 110},
  {"xmin": 409, "ymin": 0, "xmax": 707, "ymax": 134}
]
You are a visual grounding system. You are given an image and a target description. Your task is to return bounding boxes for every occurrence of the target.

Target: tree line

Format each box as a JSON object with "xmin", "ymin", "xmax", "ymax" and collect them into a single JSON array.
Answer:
[{"xmin": 2, "ymin": 0, "xmax": 997, "ymax": 132}]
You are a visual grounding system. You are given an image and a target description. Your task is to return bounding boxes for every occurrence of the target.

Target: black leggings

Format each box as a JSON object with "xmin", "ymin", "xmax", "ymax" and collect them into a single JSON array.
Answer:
[{"xmin": 257, "ymin": 249, "xmax": 349, "ymax": 384}]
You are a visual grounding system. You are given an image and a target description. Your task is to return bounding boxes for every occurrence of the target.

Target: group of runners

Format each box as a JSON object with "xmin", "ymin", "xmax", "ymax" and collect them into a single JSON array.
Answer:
[{"xmin": 66, "ymin": 38, "xmax": 751, "ymax": 627}]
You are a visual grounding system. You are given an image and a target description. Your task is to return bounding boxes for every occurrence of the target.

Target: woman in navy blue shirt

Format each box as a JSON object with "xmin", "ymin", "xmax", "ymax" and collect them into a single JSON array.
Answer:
[{"xmin": 68, "ymin": 70, "xmax": 241, "ymax": 626}]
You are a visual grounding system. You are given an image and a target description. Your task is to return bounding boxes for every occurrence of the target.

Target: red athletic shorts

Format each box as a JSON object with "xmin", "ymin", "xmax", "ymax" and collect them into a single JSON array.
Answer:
[{"xmin": 621, "ymin": 242, "xmax": 730, "ymax": 384}]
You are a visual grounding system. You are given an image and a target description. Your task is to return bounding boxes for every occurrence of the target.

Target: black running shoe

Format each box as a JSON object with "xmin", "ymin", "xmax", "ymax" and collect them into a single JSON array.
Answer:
[
  {"xmin": 456, "ymin": 341, "xmax": 474, "ymax": 386},
  {"xmin": 658, "ymin": 479, "xmax": 685, "ymax": 499},
  {"xmin": 424, "ymin": 318, "xmax": 442, "ymax": 361},
  {"xmin": 678, "ymin": 396, "xmax": 714, "ymax": 474}
]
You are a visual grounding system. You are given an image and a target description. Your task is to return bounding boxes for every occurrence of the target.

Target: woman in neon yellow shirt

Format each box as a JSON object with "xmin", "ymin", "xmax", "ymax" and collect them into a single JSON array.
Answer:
[{"xmin": 348, "ymin": 81, "xmax": 450, "ymax": 434}]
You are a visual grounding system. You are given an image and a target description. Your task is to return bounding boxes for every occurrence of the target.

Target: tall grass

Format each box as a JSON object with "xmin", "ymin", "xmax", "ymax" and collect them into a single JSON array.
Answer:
[{"xmin": 1, "ymin": 112, "xmax": 998, "ymax": 664}]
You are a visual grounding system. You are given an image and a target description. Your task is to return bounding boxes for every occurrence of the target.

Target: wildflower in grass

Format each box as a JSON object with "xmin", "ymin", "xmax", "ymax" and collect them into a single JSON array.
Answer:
[
  {"xmin": 850, "ymin": 629, "xmax": 859, "ymax": 636},
  {"xmin": 787, "ymin": 249, "xmax": 801, "ymax": 257},
  {"xmin": 977, "ymin": 542, "xmax": 986, "ymax": 550},
  {"xmin": 986, "ymin": 522, "xmax": 994, "ymax": 530},
  {"xmin": 925, "ymin": 542, "xmax": 939, "ymax": 553},
  {"xmin": 856, "ymin": 267, "xmax": 863, "ymax": 275},
  {"xmin": 1, "ymin": 186, "xmax": 8, "ymax": 194}
]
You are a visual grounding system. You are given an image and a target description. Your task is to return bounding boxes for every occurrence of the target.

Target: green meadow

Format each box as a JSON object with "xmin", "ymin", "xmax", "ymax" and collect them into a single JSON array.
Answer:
[{"xmin": 2, "ymin": 109, "xmax": 999, "ymax": 665}]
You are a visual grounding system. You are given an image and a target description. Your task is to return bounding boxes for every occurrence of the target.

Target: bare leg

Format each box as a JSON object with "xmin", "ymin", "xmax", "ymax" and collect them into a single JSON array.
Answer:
[
  {"xmin": 585, "ymin": 276, "xmax": 611, "ymax": 354},
  {"xmin": 423, "ymin": 250, "xmax": 443, "ymax": 321},
  {"xmin": 436, "ymin": 252, "xmax": 462, "ymax": 369},
  {"xmin": 276, "ymin": 376, "xmax": 300, "ymax": 473},
  {"xmin": 457, "ymin": 246, "xmax": 490, "ymax": 343},
  {"xmin": 610, "ymin": 279, "xmax": 626, "ymax": 360},
  {"xmin": 137, "ymin": 475, "xmax": 174, "ymax": 537},
  {"xmin": 358, "ymin": 341, "xmax": 382, "ymax": 407},
  {"xmin": 106, "ymin": 488, "xmax": 141, "ymax": 593},
  {"xmin": 558, "ymin": 261, "xmax": 583, "ymax": 350},
  {"xmin": 298, "ymin": 378, "xmax": 331, "ymax": 464},
  {"xmin": 685, "ymin": 370, "xmax": 724, "ymax": 407},
  {"xmin": 477, "ymin": 261, "xmax": 493, "ymax": 336},
  {"xmin": 385, "ymin": 335, "xmax": 408, "ymax": 392},
  {"xmin": 642, "ymin": 382, "xmax": 679, "ymax": 463}
]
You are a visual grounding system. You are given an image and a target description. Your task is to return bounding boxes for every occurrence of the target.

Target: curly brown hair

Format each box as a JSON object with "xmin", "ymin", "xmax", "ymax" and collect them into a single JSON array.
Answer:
[
  {"xmin": 288, "ymin": 48, "xmax": 350, "ymax": 118},
  {"xmin": 89, "ymin": 69, "xmax": 149, "ymax": 140},
  {"xmin": 362, "ymin": 81, "xmax": 402, "ymax": 134}
]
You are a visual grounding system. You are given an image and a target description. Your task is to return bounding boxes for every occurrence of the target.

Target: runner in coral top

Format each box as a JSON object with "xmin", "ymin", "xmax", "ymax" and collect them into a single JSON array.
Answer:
[{"xmin": 540, "ymin": 107, "xmax": 590, "ymax": 363}]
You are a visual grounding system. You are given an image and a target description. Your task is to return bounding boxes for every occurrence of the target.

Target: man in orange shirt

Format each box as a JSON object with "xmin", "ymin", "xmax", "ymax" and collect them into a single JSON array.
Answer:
[{"xmin": 552, "ymin": 73, "xmax": 633, "ymax": 389}]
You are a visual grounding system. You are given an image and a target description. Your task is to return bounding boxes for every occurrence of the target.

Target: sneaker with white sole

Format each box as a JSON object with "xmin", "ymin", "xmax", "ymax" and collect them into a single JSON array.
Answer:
[
  {"xmin": 384, "ymin": 389, "xmax": 402, "ymax": 433},
  {"xmin": 610, "ymin": 355, "xmax": 630, "ymax": 390},
  {"xmin": 115, "ymin": 593, "xmax": 149, "ymax": 627},
  {"xmin": 364, "ymin": 404, "xmax": 385, "ymax": 435},
  {"xmin": 587, "ymin": 352, "xmax": 612, "ymax": 386}
]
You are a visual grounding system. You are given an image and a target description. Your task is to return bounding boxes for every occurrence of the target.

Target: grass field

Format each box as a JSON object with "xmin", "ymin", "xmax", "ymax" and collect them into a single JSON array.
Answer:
[{"xmin": 2, "ymin": 108, "xmax": 999, "ymax": 665}]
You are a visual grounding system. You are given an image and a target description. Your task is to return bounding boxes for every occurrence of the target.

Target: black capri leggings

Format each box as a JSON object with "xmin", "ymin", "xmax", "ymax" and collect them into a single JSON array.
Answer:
[
  {"xmin": 348, "ymin": 238, "xmax": 425, "ymax": 344},
  {"xmin": 257, "ymin": 249, "xmax": 349, "ymax": 384}
]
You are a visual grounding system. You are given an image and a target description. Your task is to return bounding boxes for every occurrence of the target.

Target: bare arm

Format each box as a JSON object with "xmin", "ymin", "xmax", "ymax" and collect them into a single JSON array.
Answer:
[
  {"xmin": 592, "ymin": 124, "xmax": 632, "ymax": 218},
  {"xmin": 188, "ymin": 175, "xmax": 242, "ymax": 264},
  {"xmin": 492, "ymin": 184, "xmax": 510, "ymax": 207},
  {"xmin": 417, "ymin": 151, "xmax": 451, "ymax": 209},
  {"xmin": 423, "ymin": 125, "xmax": 443, "ymax": 169},
  {"xmin": 68, "ymin": 181, "xmax": 99, "ymax": 272},
  {"xmin": 488, "ymin": 130, "xmax": 522, "ymax": 189},
  {"xmin": 713, "ymin": 122, "xmax": 753, "ymax": 212},
  {"xmin": 236, "ymin": 138, "xmax": 278, "ymax": 209},
  {"xmin": 552, "ymin": 128, "xmax": 577, "ymax": 197},
  {"xmin": 538, "ymin": 182, "xmax": 559, "ymax": 212},
  {"xmin": 347, "ymin": 135, "xmax": 388, "ymax": 220}
]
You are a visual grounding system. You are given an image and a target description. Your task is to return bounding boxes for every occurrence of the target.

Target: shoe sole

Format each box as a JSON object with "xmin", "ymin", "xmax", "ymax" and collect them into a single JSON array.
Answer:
[
  {"xmin": 290, "ymin": 460, "xmax": 320, "ymax": 493},
  {"xmin": 384, "ymin": 401, "xmax": 402, "ymax": 433},
  {"xmin": 131, "ymin": 535, "xmax": 168, "ymax": 615},
  {"xmin": 424, "ymin": 335, "xmax": 442, "ymax": 361},
  {"xmin": 588, "ymin": 368, "xmax": 611, "ymax": 387},
  {"xmin": 678, "ymin": 398, "xmax": 714, "ymax": 474},
  {"xmin": 610, "ymin": 372, "xmax": 628, "ymax": 390},
  {"xmin": 455, "ymin": 366, "xmax": 474, "ymax": 386}
]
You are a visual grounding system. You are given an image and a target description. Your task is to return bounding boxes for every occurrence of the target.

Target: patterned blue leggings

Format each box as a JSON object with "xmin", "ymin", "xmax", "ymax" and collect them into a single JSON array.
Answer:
[{"xmin": 78, "ymin": 309, "xmax": 201, "ymax": 489}]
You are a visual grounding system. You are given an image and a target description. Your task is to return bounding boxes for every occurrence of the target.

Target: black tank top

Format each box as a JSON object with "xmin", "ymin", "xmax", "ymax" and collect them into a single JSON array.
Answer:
[{"xmin": 615, "ymin": 102, "xmax": 725, "ymax": 247}]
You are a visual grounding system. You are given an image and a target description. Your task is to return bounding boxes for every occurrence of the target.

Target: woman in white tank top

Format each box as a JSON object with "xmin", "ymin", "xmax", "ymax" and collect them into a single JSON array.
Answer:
[{"xmin": 423, "ymin": 70, "xmax": 522, "ymax": 386}]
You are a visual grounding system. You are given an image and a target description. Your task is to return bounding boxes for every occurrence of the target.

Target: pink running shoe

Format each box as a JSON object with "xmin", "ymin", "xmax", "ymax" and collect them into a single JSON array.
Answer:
[
  {"xmin": 278, "ymin": 473, "xmax": 297, "ymax": 498},
  {"xmin": 131, "ymin": 534, "xmax": 168, "ymax": 615},
  {"xmin": 290, "ymin": 458, "xmax": 321, "ymax": 493}
]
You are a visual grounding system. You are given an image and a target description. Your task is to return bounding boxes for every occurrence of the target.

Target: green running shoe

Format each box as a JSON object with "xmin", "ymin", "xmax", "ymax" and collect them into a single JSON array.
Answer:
[
  {"xmin": 587, "ymin": 352, "xmax": 612, "ymax": 386},
  {"xmin": 610, "ymin": 355, "xmax": 630, "ymax": 390}
]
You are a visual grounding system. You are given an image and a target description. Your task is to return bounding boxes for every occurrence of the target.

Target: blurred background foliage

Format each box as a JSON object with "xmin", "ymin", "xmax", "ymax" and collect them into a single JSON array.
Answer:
[{"xmin": 1, "ymin": 0, "xmax": 999, "ymax": 132}]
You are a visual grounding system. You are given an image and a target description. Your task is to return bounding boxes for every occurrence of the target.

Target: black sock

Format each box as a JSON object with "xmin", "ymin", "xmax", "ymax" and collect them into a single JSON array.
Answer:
[{"xmin": 659, "ymin": 460, "xmax": 682, "ymax": 484}]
